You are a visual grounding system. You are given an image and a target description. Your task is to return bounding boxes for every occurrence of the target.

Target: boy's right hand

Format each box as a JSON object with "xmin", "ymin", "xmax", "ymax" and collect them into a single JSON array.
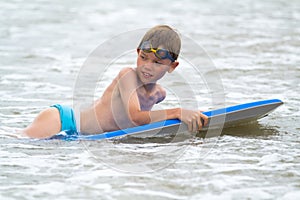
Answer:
[{"xmin": 179, "ymin": 109, "xmax": 209, "ymax": 133}]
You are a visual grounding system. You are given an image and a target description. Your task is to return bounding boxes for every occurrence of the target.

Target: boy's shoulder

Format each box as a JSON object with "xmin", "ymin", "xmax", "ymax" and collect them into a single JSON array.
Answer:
[
  {"xmin": 119, "ymin": 67, "xmax": 135, "ymax": 74},
  {"xmin": 116, "ymin": 67, "xmax": 136, "ymax": 79},
  {"xmin": 155, "ymin": 84, "xmax": 166, "ymax": 103}
]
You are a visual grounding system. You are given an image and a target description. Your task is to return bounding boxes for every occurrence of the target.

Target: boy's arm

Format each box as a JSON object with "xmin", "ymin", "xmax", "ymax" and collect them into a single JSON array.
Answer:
[{"xmin": 117, "ymin": 68, "xmax": 208, "ymax": 132}]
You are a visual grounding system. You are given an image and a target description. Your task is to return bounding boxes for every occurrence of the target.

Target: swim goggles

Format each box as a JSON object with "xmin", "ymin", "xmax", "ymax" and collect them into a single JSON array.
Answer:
[{"xmin": 139, "ymin": 41, "xmax": 175, "ymax": 62}]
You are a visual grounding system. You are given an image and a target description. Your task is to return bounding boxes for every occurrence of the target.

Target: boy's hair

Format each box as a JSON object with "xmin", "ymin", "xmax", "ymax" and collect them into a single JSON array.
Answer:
[{"xmin": 138, "ymin": 25, "xmax": 181, "ymax": 61}]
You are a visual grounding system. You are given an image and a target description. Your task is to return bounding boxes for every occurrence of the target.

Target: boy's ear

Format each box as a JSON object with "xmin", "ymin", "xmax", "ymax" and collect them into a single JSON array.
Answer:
[{"xmin": 168, "ymin": 61, "xmax": 179, "ymax": 73}]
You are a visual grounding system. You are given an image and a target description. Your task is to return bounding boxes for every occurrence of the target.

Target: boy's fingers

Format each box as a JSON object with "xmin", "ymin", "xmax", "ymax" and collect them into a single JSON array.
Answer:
[
  {"xmin": 186, "ymin": 112, "xmax": 209, "ymax": 133},
  {"xmin": 188, "ymin": 120, "xmax": 192, "ymax": 132},
  {"xmin": 195, "ymin": 123, "xmax": 199, "ymax": 132},
  {"xmin": 197, "ymin": 115, "xmax": 202, "ymax": 130},
  {"xmin": 192, "ymin": 120, "xmax": 197, "ymax": 133},
  {"xmin": 200, "ymin": 113, "xmax": 209, "ymax": 126}
]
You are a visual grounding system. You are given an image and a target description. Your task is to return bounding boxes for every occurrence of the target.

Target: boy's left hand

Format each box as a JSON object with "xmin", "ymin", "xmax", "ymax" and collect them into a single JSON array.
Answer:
[{"xmin": 180, "ymin": 109, "xmax": 209, "ymax": 133}]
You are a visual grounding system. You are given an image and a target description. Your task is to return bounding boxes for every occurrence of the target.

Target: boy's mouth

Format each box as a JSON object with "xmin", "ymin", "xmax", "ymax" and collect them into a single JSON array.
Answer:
[{"xmin": 142, "ymin": 72, "xmax": 153, "ymax": 79}]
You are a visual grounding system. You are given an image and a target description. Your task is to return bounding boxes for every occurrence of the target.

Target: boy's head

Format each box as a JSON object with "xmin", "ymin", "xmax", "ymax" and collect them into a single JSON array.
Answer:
[{"xmin": 137, "ymin": 25, "xmax": 181, "ymax": 62}]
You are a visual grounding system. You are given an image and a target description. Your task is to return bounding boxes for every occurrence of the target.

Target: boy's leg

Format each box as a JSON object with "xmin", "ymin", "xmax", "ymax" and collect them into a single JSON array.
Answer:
[{"xmin": 22, "ymin": 108, "xmax": 62, "ymax": 139}]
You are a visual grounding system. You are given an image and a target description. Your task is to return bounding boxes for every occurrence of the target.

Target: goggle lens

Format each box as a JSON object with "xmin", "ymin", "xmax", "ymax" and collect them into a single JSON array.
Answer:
[{"xmin": 140, "ymin": 41, "xmax": 175, "ymax": 62}]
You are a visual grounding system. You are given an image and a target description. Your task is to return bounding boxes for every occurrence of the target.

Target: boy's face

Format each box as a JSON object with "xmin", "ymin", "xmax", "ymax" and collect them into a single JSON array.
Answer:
[{"xmin": 136, "ymin": 49, "xmax": 179, "ymax": 84}]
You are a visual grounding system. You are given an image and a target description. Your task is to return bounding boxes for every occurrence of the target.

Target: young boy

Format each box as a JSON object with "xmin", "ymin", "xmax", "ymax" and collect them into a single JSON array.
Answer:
[{"xmin": 23, "ymin": 25, "xmax": 208, "ymax": 139}]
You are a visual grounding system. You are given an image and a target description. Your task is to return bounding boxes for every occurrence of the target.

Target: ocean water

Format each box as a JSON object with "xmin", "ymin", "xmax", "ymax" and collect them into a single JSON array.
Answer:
[{"xmin": 0, "ymin": 0, "xmax": 300, "ymax": 199}]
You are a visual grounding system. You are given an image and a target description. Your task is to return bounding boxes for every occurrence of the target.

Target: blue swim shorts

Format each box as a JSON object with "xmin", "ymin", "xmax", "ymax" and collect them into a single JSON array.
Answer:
[{"xmin": 50, "ymin": 104, "xmax": 77, "ymax": 135}]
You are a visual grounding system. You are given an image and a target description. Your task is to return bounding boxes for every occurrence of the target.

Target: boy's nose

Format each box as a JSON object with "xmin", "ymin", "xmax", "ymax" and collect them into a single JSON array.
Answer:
[{"xmin": 143, "ymin": 62, "xmax": 154, "ymax": 70}]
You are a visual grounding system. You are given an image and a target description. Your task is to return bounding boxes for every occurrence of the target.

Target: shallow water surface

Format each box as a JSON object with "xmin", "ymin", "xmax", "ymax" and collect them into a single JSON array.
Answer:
[{"xmin": 0, "ymin": 0, "xmax": 300, "ymax": 199}]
